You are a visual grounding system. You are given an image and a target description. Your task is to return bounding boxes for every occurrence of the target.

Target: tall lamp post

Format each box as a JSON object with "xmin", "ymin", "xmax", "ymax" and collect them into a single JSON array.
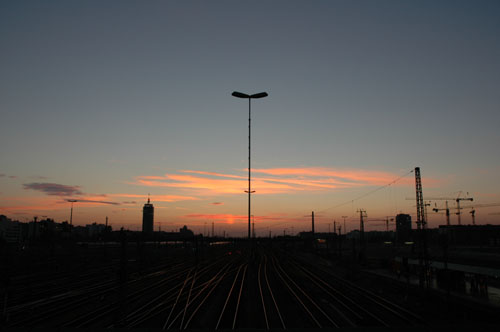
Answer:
[{"xmin": 232, "ymin": 91, "xmax": 268, "ymax": 239}]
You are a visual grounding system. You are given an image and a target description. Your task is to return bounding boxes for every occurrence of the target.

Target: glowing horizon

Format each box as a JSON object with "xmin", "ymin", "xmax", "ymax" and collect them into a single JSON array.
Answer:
[{"xmin": 1, "ymin": 2, "xmax": 499, "ymax": 235}]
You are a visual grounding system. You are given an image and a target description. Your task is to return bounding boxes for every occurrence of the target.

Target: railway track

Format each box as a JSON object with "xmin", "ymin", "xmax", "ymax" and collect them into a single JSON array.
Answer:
[
  {"xmin": 285, "ymin": 252, "xmax": 426, "ymax": 327},
  {"xmin": 4, "ymin": 246, "xmax": 429, "ymax": 329}
]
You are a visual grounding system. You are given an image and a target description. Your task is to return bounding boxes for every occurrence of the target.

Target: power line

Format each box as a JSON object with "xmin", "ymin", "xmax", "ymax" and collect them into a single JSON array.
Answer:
[{"xmin": 317, "ymin": 169, "xmax": 414, "ymax": 215}]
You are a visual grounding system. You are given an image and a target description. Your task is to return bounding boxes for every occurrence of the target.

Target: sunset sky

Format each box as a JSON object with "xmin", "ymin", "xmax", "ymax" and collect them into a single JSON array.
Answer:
[{"xmin": 1, "ymin": 1, "xmax": 500, "ymax": 236}]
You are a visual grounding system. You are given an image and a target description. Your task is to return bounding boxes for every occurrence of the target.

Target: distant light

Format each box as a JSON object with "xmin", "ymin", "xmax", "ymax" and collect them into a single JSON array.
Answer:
[
  {"xmin": 404, "ymin": 241, "xmax": 414, "ymax": 245},
  {"xmin": 209, "ymin": 241, "xmax": 231, "ymax": 246},
  {"xmin": 384, "ymin": 241, "xmax": 392, "ymax": 244}
]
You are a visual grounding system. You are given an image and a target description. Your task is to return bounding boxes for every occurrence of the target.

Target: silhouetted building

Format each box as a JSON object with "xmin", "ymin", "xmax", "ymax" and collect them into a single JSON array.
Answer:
[
  {"xmin": 142, "ymin": 197, "xmax": 154, "ymax": 235},
  {"xmin": 86, "ymin": 222, "xmax": 109, "ymax": 238},
  {"xmin": 179, "ymin": 225, "xmax": 194, "ymax": 238},
  {"xmin": 396, "ymin": 213, "xmax": 412, "ymax": 243},
  {"xmin": 0, "ymin": 215, "xmax": 22, "ymax": 243}
]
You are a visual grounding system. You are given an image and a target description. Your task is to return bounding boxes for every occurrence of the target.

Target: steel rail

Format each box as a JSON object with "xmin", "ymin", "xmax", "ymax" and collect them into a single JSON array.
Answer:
[
  {"xmin": 117, "ymin": 260, "xmax": 225, "ymax": 328},
  {"xmin": 286, "ymin": 259, "xmax": 367, "ymax": 327},
  {"xmin": 128, "ymin": 260, "xmax": 237, "ymax": 328},
  {"xmin": 183, "ymin": 262, "xmax": 238, "ymax": 329},
  {"xmin": 167, "ymin": 260, "xmax": 236, "ymax": 329},
  {"xmin": 65, "ymin": 263, "xmax": 195, "ymax": 328},
  {"xmin": 274, "ymin": 256, "xmax": 339, "ymax": 328},
  {"xmin": 258, "ymin": 260, "xmax": 269, "ymax": 330},
  {"xmin": 291, "ymin": 254, "xmax": 425, "ymax": 326},
  {"xmin": 163, "ymin": 268, "xmax": 194, "ymax": 329},
  {"xmin": 232, "ymin": 264, "xmax": 247, "ymax": 330},
  {"xmin": 287, "ymin": 255, "xmax": 389, "ymax": 326},
  {"xmin": 271, "ymin": 255, "xmax": 322, "ymax": 328},
  {"xmin": 215, "ymin": 264, "xmax": 244, "ymax": 330},
  {"xmin": 263, "ymin": 255, "xmax": 285, "ymax": 329}
]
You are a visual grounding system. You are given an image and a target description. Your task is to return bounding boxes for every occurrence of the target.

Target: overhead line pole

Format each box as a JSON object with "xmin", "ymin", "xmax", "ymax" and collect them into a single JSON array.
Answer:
[{"xmin": 415, "ymin": 167, "xmax": 428, "ymax": 288}]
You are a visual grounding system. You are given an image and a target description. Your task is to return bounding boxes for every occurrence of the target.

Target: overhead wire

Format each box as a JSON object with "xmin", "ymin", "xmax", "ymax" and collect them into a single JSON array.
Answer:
[{"xmin": 316, "ymin": 168, "xmax": 414, "ymax": 215}]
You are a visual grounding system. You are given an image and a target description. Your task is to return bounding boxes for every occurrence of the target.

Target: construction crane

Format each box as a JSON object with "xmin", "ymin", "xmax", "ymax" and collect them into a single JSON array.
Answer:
[
  {"xmin": 407, "ymin": 193, "xmax": 473, "ymax": 225},
  {"xmin": 459, "ymin": 203, "xmax": 500, "ymax": 225},
  {"xmin": 456, "ymin": 197, "xmax": 473, "ymax": 225},
  {"xmin": 470, "ymin": 209, "xmax": 476, "ymax": 225},
  {"xmin": 406, "ymin": 196, "xmax": 454, "ymax": 223},
  {"xmin": 433, "ymin": 201, "xmax": 451, "ymax": 226}
]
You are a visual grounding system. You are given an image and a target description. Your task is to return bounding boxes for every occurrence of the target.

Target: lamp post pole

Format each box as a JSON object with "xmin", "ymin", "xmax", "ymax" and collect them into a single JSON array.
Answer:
[
  {"xmin": 247, "ymin": 97, "xmax": 252, "ymax": 240},
  {"xmin": 232, "ymin": 91, "xmax": 268, "ymax": 239}
]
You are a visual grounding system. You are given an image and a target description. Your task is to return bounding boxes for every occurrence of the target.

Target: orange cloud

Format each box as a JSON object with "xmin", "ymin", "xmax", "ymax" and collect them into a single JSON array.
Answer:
[
  {"xmin": 111, "ymin": 194, "xmax": 199, "ymax": 202},
  {"xmin": 134, "ymin": 167, "xmax": 419, "ymax": 195}
]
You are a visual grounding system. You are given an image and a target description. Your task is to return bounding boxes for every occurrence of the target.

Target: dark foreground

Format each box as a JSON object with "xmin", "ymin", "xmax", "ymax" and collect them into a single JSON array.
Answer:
[{"xmin": 1, "ymin": 240, "xmax": 498, "ymax": 330}]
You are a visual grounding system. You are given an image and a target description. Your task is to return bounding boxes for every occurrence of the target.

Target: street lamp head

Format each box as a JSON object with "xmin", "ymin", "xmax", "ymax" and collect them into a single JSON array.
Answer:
[
  {"xmin": 250, "ymin": 92, "xmax": 268, "ymax": 99},
  {"xmin": 232, "ymin": 91, "xmax": 250, "ymax": 98},
  {"xmin": 232, "ymin": 91, "xmax": 268, "ymax": 99}
]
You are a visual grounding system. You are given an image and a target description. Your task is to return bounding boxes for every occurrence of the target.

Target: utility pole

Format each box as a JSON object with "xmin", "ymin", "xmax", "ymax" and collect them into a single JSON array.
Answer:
[
  {"xmin": 333, "ymin": 220, "xmax": 337, "ymax": 235},
  {"xmin": 252, "ymin": 219, "xmax": 255, "ymax": 238},
  {"xmin": 338, "ymin": 225, "xmax": 342, "ymax": 257},
  {"xmin": 342, "ymin": 216, "xmax": 347, "ymax": 234},
  {"xmin": 212, "ymin": 221, "xmax": 214, "ymax": 237},
  {"xmin": 68, "ymin": 199, "xmax": 77, "ymax": 229},
  {"xmin": 357, "ymin": 209, "xmax": 367, "ymax": 260},
  {"xmin": 470, "ymin": 209, "xmax": 476, "ymax": 225},
  {"xmin": 311, "ymin": 211, "xmax": 315, "ymax": 235},
  {"xmin": 445, "ymin": 201, "xmax": 450, "ymax": 226}
]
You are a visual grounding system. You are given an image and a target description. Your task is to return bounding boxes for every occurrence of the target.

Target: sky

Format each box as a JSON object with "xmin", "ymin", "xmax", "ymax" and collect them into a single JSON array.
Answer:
[{"xmin": 1, "ymin": 0, "xmax": 500, "ymax": 236}]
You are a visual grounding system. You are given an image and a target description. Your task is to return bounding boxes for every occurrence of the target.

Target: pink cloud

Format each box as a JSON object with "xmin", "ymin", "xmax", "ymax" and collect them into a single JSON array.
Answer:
[{"xmin": 133, "ymin": 167, "xmax": 426, "ymax": 195}]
